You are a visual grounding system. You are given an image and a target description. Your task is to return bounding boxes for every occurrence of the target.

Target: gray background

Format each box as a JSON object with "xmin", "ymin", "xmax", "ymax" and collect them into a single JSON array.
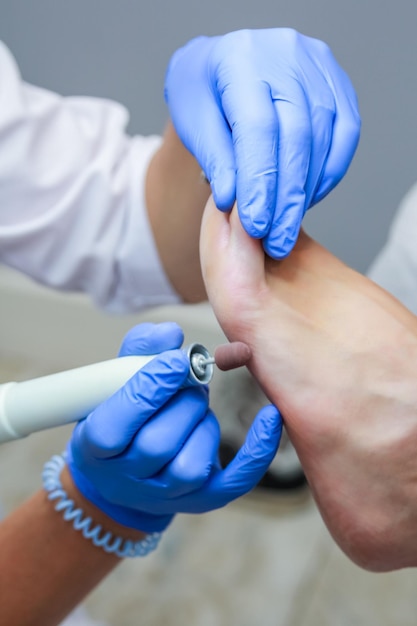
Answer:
[{"xmin": 1, "ymin": 0, "xmax": 416, "ymax": 273}]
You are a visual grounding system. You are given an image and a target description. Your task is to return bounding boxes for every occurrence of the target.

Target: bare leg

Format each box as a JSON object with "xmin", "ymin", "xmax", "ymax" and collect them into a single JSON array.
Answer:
[{"xmin": 200, "ymin": 198, "xmax": 417, "ymax": 572}]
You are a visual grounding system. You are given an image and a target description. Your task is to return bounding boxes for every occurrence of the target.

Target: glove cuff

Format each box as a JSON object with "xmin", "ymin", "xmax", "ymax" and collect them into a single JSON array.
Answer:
[{"xmin": 65, "ymin": 445, "xmax": 174, "ymax": 533}]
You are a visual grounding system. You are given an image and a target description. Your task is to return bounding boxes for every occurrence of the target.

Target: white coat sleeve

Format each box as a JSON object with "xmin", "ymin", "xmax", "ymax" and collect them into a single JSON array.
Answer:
[
  {"xmin": 0, "ymin": 41, "xmax": 180, "ymax": 313},
  {"xmin": 367, "ymin": 181, "xmax": 417, "ymax": 315}
]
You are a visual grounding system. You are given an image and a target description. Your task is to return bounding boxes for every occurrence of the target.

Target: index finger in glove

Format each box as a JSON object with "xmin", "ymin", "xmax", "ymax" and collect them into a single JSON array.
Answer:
[
  {"xmin": 118, "ymin": 322, "xmax": 184, "ymax": 357},
  {"xmin": 179, "ymin": 405, "xmax": 282, "ymax": 512},
  {"xmin": 220, "ymin": 73, "xmax": 280, "ymax": 239}
]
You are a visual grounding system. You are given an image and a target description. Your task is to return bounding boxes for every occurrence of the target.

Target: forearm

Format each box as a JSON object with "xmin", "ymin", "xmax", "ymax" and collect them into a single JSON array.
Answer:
[
  {"xmin": 146, "ymin": 122, "xmax": 211, "ymax": 302},
  {"xmin": 0, "ymin": 466, "xmax": 145, "ymax": 626}
]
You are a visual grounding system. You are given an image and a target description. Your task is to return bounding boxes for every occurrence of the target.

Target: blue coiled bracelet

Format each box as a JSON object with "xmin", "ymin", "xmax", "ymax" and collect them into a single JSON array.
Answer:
[{"xmin": 42, "ymin": 452, "xmax": 162, "ymax": 558}]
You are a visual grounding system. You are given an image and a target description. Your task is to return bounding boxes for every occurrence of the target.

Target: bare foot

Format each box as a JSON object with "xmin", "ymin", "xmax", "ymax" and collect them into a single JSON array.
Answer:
[{"xmin": 200, "ymin": 197, "xmax": 417, "ymax": 571}]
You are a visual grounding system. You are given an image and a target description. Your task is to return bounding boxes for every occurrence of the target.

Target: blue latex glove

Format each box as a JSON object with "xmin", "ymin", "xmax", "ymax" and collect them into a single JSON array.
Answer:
[
  {"xmin": 165, "ymin": 28, "xmax": 361, "ymax": 258},
  {"xmin": 67, "ymin": 322, "xmax": 282, "ymax": 533}
]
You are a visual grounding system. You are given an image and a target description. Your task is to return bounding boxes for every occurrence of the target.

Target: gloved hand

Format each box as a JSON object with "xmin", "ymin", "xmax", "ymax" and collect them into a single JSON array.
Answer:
[
  {"xmin": 67, "ymin": 322, "xmax": 282, "ymax": 533},
  {"xmin": 165, "ymin": 28, "xmax": 361, "ymax": 258}
]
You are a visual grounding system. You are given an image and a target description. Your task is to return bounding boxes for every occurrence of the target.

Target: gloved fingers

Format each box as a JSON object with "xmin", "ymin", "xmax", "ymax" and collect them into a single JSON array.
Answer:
[
  {"xmin": 313, "ymin": 102, "xmax": 361, "ymax": 204},
  {"xmin": 156, "ymin": 409, "xmax": 221, "ymax": 497},
  {"xmin": 165, "ymin": 37, "xmax": 236, "ymax": 210},
  {"xmin": 71, "ymin": 349, "xmax": 190, "ymax": 460},
  {"xmin": 118, "ymin": 322, "xmax": 184, "ymax": 357},
  {"xmin": 179, "ymin": 405, "xmax": 282, "ymax": 513},
  {"xmin": 208, "ymin": 404, "xmax": 282, "ymax": 503},
  {"xmin": 68, "ymin": 406, "xmax": 280, "ymax": 521},
  {"xmin": 219, "ymin": 74, "xmax": 279, "ymax": 239},
  {"xmin": 312, "ymin": 53, "xmax": 361, "ymax": 203},
  {"xmin": 302, "ymin": 104, "xmax": 335, "ymax": 209},
  {"xmin": 101, "ymin": 412, "xmax": 220, "ymax": 511},
  {"xmin": 195, "ymin": 99, "xmax": 237, "ymax": 212},
  {"xmin": 120, "ymin": 387, "xmax": 210, "ymax": 478},
  {"xmin": 262, "ymin": 91, "xmax": 311, "ymax": 258}
]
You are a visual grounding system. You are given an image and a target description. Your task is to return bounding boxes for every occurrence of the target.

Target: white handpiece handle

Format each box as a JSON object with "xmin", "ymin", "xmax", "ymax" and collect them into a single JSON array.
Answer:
[
  {"xmin": 0, "ymin": 343, "xmax": 214, "ymax": 444},
  {"xmin": 0, "ymin": 355, "xmax": 154, "ymax": 443}
]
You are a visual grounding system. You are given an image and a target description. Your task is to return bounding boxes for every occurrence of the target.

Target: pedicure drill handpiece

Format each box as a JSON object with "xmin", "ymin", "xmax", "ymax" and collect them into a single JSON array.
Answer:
[{"xmin": 0, "ymin": 341, "xmax": 251, "ymax": 444}]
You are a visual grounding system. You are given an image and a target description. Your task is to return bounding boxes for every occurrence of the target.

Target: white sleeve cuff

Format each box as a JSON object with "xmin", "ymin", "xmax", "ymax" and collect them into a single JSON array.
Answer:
[{"xmin": 105, "ymin": 134, "xmax": 181, "ymax": 313}]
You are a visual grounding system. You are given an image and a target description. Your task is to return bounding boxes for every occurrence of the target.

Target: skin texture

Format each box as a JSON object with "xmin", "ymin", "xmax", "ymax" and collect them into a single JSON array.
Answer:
[
  {"xmin": 146, "ymin": 121, "xmax": 211, "ymax": 302},
  {"xmin": 0, "ymin": 467, "xmax": 145, "ymax": 626},
  {"xmin": 200, "ymin": 197, "xmax": 417, "ymax": 572}
]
